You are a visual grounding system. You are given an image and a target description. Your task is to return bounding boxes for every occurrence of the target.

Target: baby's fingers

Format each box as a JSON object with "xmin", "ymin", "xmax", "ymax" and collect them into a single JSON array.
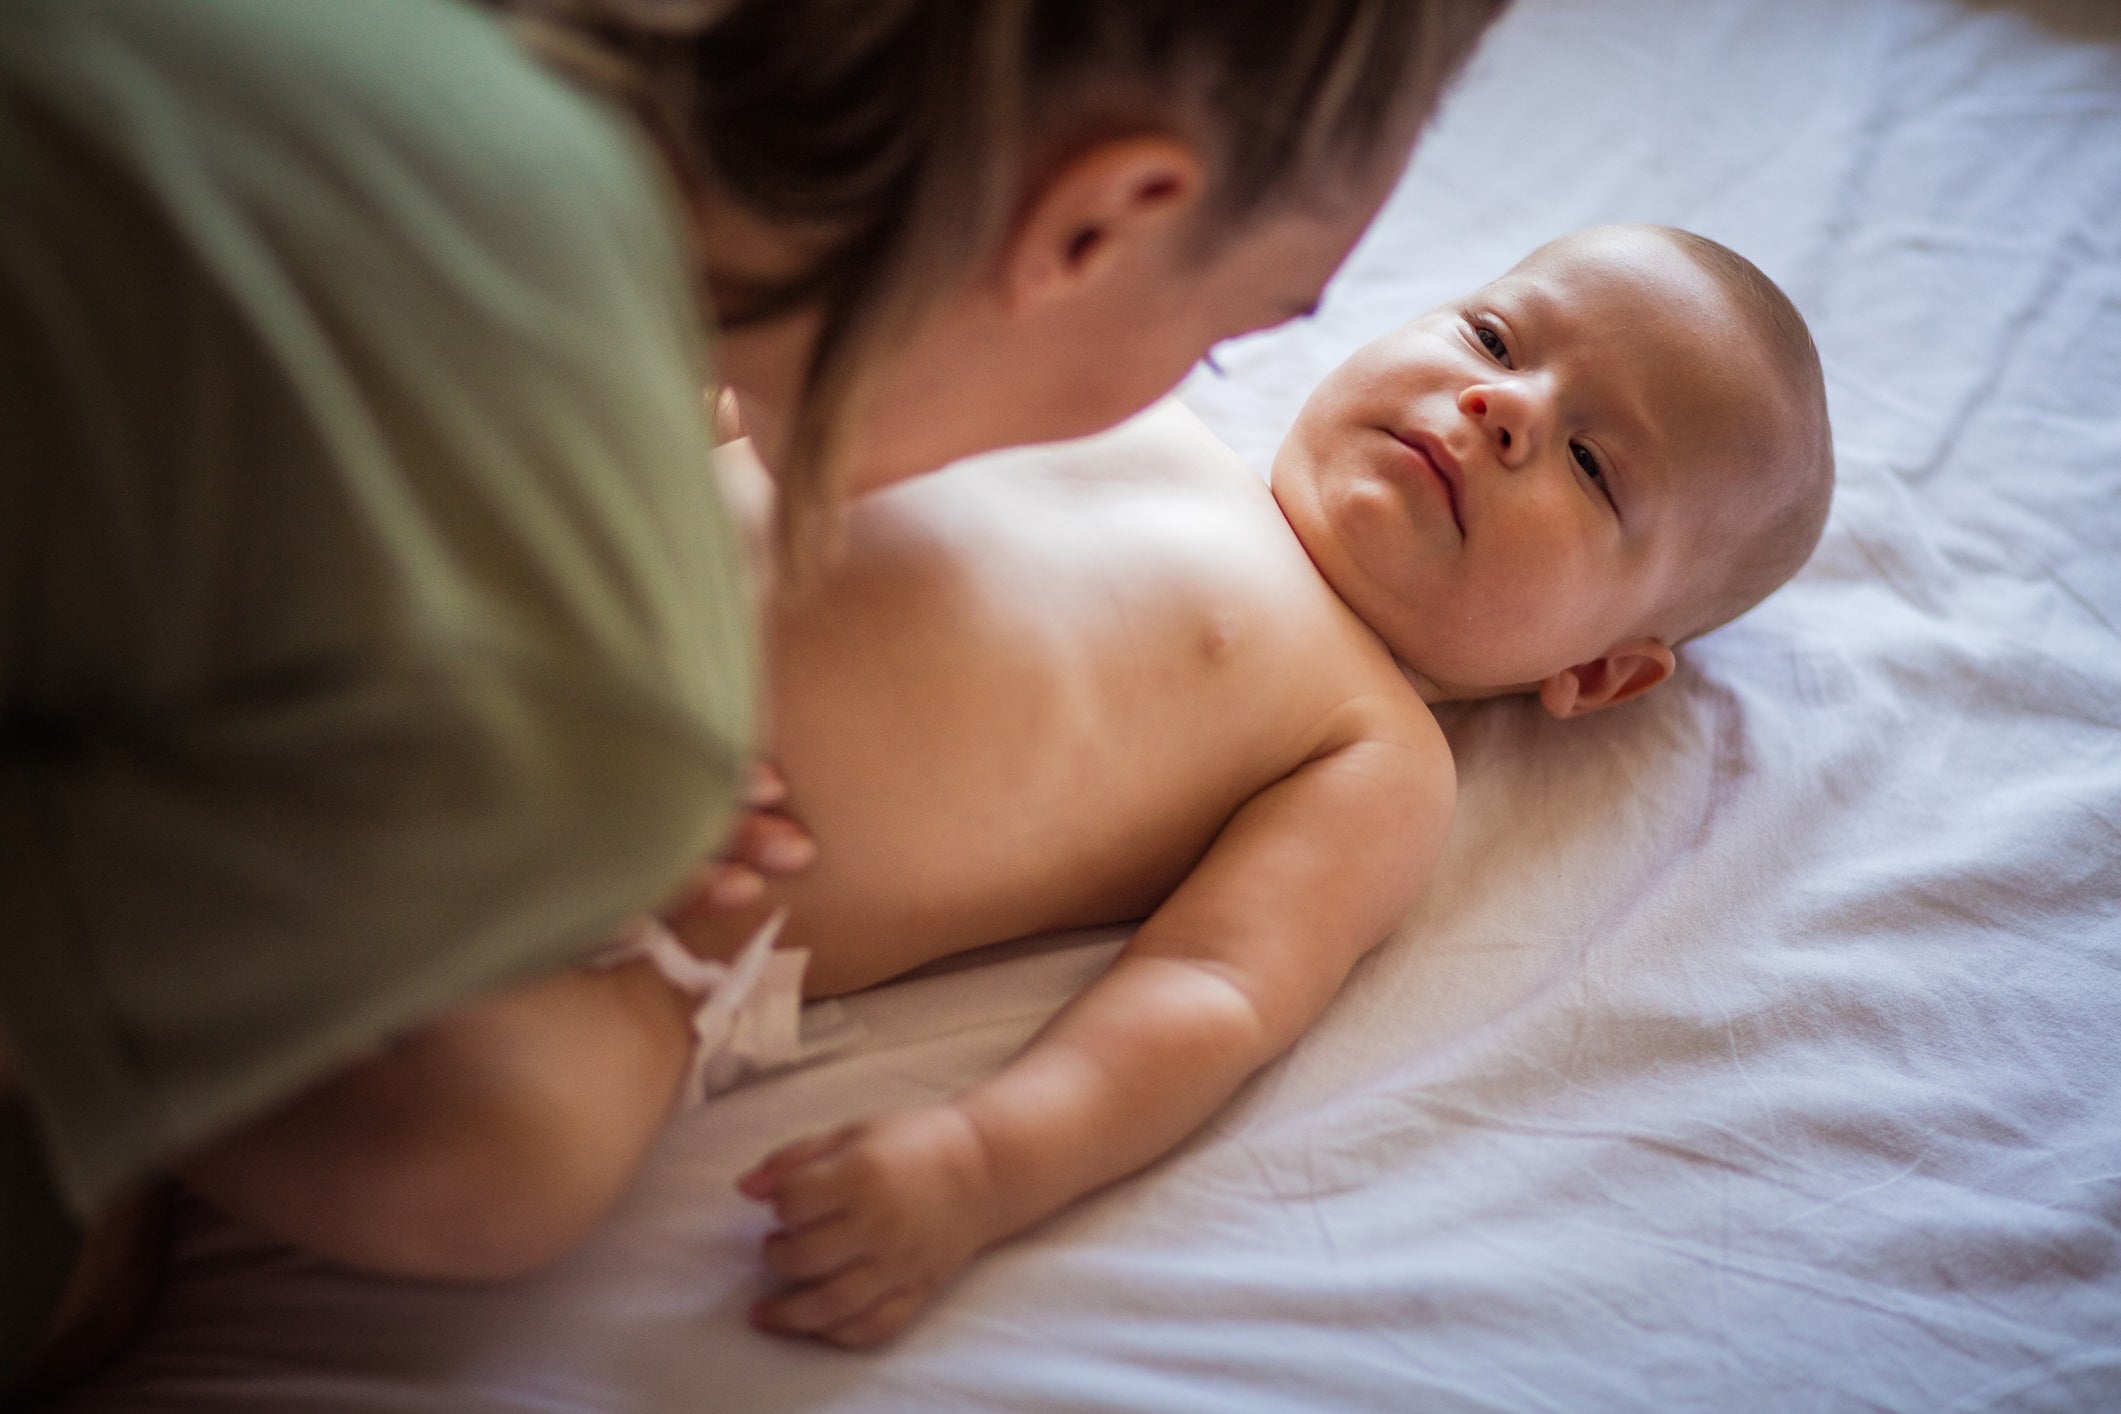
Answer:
[
  {"xmin": 737, "ymin": 1125, "xmax": 860, "ymax": 1205},
  {"xmin": 751, "ymin": 1261, "xmax": 900, "ymax": 1337},
  {"xmin": 822, "ymin": 1286, "xmax": 928, "ymax": 1349},
  {"xmin": 763, "ymin": 1215, "xmax": 870, "ymax": 1283}
]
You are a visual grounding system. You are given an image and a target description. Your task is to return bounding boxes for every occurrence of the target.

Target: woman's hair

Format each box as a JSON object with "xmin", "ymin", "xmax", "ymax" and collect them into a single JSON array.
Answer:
[{"xmin": 493, "ymin": 0, "xmax": 1507, "ymax": 543}]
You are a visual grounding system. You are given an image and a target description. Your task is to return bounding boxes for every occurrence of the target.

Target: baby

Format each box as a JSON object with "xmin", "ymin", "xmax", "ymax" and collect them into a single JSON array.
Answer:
[{"xmin": 691, "ymin": 223, "xmax": 1834, "ymax": 1345}]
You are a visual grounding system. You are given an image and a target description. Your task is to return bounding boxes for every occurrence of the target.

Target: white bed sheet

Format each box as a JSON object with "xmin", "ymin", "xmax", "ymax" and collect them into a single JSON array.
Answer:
[{"xmin": 64, "ymin": 0, "xmax": 2121, "ymax": 1408}]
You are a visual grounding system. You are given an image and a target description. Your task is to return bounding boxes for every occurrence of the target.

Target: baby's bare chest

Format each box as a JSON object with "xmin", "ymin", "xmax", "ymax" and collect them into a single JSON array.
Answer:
[{"xmin": 764, "ymin": 476, "xmax": 1392, "ymax": 991}]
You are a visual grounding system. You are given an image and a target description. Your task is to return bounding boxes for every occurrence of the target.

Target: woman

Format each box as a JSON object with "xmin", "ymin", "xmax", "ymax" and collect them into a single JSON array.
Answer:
[{"xmin": 0, "ymin": 0, "xmax": 1503, "ymax": 1394}]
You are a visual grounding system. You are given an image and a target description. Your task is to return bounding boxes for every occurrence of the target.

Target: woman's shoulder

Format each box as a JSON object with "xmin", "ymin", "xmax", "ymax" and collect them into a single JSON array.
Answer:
[{"xmin": 3, "ymin": 0, "xmax": 692, "ymax": 334}]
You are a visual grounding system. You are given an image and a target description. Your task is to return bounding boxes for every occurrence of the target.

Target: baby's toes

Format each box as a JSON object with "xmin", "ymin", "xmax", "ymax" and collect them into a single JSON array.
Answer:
[
  {"xmin": 822, "ymin": 1286, "xmax": 928, "ymax": 1349},
  {"xmin": 753, "ymin": 1261, "xmax": 897, "ymax": 1336}
]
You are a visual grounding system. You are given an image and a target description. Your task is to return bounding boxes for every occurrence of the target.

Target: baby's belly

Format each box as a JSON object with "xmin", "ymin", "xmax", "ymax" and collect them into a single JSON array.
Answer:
[{"xmin": 769, "ymin": 741, "xmax": 1259, "ymax": 996}]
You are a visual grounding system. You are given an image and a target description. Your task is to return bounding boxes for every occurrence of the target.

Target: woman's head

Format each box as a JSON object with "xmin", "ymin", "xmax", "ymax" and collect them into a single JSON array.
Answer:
[{"xmin": 500, "ymin": 0, "xmax": 1507, "ymax": 542}]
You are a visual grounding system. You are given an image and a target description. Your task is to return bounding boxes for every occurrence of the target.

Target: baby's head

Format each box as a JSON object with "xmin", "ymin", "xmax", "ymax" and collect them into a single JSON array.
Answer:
[{"xmin": 1272, "ymin": 224, "xmax": 1833, "ymax": 716}]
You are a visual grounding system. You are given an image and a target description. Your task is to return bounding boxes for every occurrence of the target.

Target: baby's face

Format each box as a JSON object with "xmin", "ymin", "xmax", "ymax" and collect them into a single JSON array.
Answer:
[{"xmin": 1272, "ymin": 226, "xmax": 1782, "ymax": 697}]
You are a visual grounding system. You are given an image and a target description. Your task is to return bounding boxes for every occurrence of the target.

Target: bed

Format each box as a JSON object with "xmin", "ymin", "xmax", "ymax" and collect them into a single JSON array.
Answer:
[{"xmin": 62, "ymin": 0, "xmax": 2121, "ymax": 1408}]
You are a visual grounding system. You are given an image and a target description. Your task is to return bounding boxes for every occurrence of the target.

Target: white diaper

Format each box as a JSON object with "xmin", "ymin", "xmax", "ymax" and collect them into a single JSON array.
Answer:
[{"xmin": 595, "ymin": 909, "xmax": 861, "ymax": 1105}]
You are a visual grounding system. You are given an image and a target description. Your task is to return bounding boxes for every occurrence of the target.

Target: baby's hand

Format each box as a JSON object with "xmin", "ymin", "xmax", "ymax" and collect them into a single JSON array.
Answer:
[{"xmin": 737, "ymin": 1105, "xmax": 1000, "ymax": 1347}]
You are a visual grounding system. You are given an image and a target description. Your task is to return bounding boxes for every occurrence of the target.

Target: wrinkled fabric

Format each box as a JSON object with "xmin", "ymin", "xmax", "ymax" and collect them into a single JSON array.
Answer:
[{"xmin": 63, "ymin": 0, "xmax": 2121, "ymax": 1409}]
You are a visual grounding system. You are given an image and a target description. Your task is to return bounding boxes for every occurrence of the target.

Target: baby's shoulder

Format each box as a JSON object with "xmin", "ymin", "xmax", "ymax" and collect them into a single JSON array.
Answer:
[
  {"xmin": 1021, "ymin": 397, "xmax": 1266, "ymax": 500},
  {"xmin": 1298, "ymin": 638, "xmax": 1456, "ymax": 802},
  {"xmin": 1334, "ymin": 654, "xmax": 1452, "ymax": 758}
]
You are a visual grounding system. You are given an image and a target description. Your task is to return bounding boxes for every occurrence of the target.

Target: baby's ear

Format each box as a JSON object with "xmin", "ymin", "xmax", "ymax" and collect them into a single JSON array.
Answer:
[{"xmin": 1537, "ymin": 638, "xmax": 1676, "ymax": 719}]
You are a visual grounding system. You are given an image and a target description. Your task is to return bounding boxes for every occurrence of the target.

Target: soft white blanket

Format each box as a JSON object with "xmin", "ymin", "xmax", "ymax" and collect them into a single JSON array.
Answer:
[{"xmin": 69, "ymin": 0, "xmax": 2121, "ymax": 1408}]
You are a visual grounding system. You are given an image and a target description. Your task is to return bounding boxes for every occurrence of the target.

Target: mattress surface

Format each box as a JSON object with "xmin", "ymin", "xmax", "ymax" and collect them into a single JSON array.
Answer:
[{"xmin": 66, "ymin": 0, "xmax": 2121, "ymax": 1408}]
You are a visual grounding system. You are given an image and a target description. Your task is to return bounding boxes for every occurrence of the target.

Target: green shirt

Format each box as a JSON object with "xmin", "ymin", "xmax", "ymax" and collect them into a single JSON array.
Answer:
[{"xmin": 0, "ymin": 0, "xmax": 755, "ymax": 1351}]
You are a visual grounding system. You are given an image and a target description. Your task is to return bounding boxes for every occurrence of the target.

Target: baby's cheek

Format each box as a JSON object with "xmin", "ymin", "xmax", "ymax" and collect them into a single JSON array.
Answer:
[{"xmin": 1444, "ymin": 568, "xmax": 1575, "ymax": 681}]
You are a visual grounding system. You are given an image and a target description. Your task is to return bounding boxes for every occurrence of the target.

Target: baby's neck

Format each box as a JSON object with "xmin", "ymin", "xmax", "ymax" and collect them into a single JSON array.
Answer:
[
  {"xmin": 1394, "ymin": 659, "xmax": 1542, "ymax": 708},
  {"xmin": 1394, "ymin": 659, "xmax": 1449, "ymax": 706}
]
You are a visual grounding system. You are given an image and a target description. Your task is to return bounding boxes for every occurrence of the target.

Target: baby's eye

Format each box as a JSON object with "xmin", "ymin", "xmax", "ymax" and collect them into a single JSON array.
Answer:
[
  {"xmin": 1572, "ymin": 441, "xmax": 1610, "ymax": 493},
  {"xmin": 1472, "ymin": 322, "xmax": 1512, "ymax": 367}
]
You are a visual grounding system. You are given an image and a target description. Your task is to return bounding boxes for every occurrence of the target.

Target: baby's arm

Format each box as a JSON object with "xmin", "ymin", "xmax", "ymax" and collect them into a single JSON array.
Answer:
[{"xmin": 741, "ymin": 699, "xmax": 1454, "ymax": 1346}]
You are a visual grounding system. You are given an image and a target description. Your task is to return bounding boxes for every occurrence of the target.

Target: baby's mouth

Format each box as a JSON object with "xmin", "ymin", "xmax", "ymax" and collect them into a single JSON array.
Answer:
[{"xmin": 1388, "ymin": 430, "xmax": 1464, "ymax": 536}]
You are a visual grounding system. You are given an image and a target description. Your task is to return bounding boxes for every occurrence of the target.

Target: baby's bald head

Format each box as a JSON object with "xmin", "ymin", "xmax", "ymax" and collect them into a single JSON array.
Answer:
[{"xmin": 1630, "ymin": 228, "xmax": 1833, "ymax": 643}]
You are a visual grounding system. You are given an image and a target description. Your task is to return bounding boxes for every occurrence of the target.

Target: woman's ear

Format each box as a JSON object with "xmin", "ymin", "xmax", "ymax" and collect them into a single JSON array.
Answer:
[
  {"xmin": 1002, "ymin": 136, "xmax": 1206, "ymax": 310},
  {"xmin": 1537, "ymin": 638, "xmax": 1676, "ymax": 719}
]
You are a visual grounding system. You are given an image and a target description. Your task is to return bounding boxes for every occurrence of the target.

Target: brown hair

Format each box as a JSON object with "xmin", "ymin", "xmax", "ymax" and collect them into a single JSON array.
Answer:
[
  {"xmin": 1651, "ymin": 227, "xmax": 1835, "ymax": 644},
  {"xmin": 492, "ymin": 0, "xmax": 1507, "ymax": 548}
]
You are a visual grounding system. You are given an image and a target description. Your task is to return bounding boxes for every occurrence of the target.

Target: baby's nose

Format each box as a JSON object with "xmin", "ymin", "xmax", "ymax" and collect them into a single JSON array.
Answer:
[{"xmin": 1458, "ymin": 385, "xmax": 1527, "ymax": 463}]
